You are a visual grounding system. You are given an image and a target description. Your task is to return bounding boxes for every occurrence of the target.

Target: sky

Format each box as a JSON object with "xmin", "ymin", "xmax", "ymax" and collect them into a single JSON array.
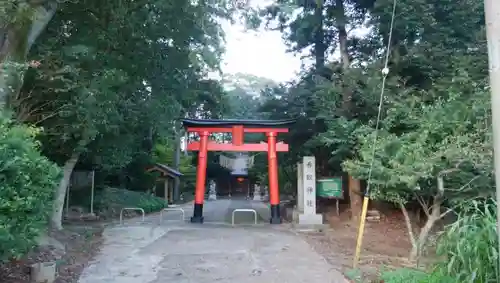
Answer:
[
  {"xmin": 220, "ymin": 1, "xmax": 303, "ymax": 83},
  {"xmin": 219, "ymin": 1, "xmax": 371, "ymax": 83}
]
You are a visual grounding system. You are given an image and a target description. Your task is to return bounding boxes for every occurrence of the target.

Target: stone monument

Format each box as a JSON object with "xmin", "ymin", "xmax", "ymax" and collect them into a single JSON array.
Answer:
[
  {"xmin": 297, "ymin": 156, "xmax": 323, "ymax": 225},
  {"xmin": 253, "ymin": 184, "xmax": 262, "ymax": 201},
  {"xmin": 263, "ymin": 185, "xmax": 269, "ymax": 201},
  {"xmin": 208, "ymin": 180, "xmax": 217, "ymax": 201}
]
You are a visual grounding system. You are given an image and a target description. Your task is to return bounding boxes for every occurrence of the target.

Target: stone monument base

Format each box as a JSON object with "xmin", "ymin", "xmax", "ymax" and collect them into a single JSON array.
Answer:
[
  {"xmin": 298, "ymin": 213, "xmax": 323, "ymax": 225},
  {"xmin": 208, "ymin": 194, "xmax": 217, "ymax": 201}
]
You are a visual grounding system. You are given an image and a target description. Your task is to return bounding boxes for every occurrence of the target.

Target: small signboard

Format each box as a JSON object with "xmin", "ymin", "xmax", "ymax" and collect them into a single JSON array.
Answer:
[{"xmin": 317, "ymin": 177, "xmax": 343, "ymax": 199}]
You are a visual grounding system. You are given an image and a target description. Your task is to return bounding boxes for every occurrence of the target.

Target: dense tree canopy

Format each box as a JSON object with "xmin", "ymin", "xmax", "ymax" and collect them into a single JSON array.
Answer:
[
  {"xmin": 240, "ymin": 0, "xmax": 492, "ymax": 262},
  {"xmin": 0, "ymin": 0, "xmax": 496, "ymax": 279},
  {"xmin": 1, "ymin": 0, "xmax": 238, "ymax": 230}
]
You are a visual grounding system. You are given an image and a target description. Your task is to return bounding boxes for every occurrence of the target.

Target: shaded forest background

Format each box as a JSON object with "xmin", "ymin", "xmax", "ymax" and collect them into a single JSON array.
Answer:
[{"xmin": 0, "ymin": 0, "xmax": 497, "ymax": 282}]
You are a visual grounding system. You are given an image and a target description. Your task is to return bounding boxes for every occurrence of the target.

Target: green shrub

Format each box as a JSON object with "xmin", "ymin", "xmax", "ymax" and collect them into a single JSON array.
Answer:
[
  {"xmin": 434, "ymin": 199, "xmax": 498, "ymax": 283},
  {"xmin": 0, "ymin": 114, "xmax": 61, "ymax": 261},
  {"xmin": 94, "ymin": 187, "xmax": 167, "ymax": 215},
  {"xmin": 379, "ymin": 199, "xmax": 498, "ymax": 283},
  {"xmin": 380, "ymin": 268, "xmax": 454, "ymax": 283}
]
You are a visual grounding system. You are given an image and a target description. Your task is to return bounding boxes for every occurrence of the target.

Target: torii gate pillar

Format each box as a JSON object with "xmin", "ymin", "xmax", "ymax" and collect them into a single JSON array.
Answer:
[
  {"xmin": 182, "ymin": 118, "xmax": 296, "ymax": 224},
  {"xmin": 267, "ymin": 132, "xmax": 281, "ymax": 223},
  {"xmin": 192, "ymin": 131, "xmax": 209, "ymax": 223}
]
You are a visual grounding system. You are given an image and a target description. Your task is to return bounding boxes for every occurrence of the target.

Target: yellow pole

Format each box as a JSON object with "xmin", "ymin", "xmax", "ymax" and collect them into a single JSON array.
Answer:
[{"xmin": 353, "ymin": 195, "xmax": 370, "ymax": 268}]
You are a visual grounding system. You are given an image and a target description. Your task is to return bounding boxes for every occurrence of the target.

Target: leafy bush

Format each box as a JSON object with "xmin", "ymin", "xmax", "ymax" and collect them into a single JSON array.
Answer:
[
  {"xmin": 434, "ymin": 199, "xmax": 498, "ymax": 283},
  {"xmin": 94, "ymin": 187, "xmax": 167, "ymax": 216},
  {"xmin": 0, "ymin": 114, "xmax": 61, "ymax": 261}
]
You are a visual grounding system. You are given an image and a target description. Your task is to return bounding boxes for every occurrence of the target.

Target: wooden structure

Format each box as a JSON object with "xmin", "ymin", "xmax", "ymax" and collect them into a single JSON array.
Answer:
[
  {"xmin": 65, "ymin": 170, "xmax": 97, "ymax": 221},
  {"xmin": 147, "ymin": 163, "xmax": 183, "ymax": 203},
  {"xmin": 182, "ymin": 118, "xmax": 296, "ymax": 224}
]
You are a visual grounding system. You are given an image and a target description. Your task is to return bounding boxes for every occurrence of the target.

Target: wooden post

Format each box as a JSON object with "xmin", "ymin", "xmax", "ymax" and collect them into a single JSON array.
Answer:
[
  {"xmin": 169, "ymin": 179, "xmax": 174, "ymax": 203},
  {"xmin": 167, "ymin": 178, "xmax": 169, "ymax": 204},
  {"xmin": 90, "ymin": 170, "xmax": 95, "ymax": 215}
]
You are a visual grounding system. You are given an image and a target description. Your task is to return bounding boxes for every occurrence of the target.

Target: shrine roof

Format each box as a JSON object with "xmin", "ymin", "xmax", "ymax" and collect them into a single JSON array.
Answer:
[
  {"xmin": 181, "ymin": 118, "xmax": 297, "ymax": 128},
  {"xmin": 147, "ymin": 163, "xmax": 183, "ymax": 177}
]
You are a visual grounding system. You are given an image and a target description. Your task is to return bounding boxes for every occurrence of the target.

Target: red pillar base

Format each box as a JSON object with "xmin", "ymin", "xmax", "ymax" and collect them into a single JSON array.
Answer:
[
  {"xmin": 191, "ymin": 203, "xmax": 204, "ymax": 223},
  {"xmin": 270, "ymin": 204, "xmax": 281, "ymax": 224}
]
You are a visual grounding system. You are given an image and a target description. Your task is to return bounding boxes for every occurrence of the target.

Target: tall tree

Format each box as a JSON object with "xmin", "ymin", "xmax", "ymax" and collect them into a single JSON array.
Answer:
[
  {"xmin": 254, "ymin": 0, "xmax": 489, "ymax": 228},
  {"xmin": 0, "ymin": 0, "xmax": 59, "ymax": 106},
  {"xmin": 16, "ymin": 0, "xmax": 232, "ymax": 229}
]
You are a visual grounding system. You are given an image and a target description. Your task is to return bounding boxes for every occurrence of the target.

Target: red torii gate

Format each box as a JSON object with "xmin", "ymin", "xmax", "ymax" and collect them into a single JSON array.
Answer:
[{"xmin": 182, "ymin": 118, "xmax": 296, "ymax": 224}]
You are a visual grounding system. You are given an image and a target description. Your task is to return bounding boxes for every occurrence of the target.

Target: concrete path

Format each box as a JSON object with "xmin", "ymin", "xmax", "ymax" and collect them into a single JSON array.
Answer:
[{"xmin": 78, "ymin": 199, "xmax": 348, "ymax": 283}]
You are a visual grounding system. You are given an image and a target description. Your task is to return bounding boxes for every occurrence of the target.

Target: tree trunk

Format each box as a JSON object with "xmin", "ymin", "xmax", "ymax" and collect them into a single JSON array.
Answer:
[
  {"xmin": 399, "ymin": 175, "xmax": 450, "ymax": 262},
  {"xmin": 335, "ymin": 0, "xmax": 352, "ymax": 116},
  {"xmin": 401, "ymin": 201, "xmax": 442, "ymax": 262},
  {"xmin": 348, "ymin": 175, "xmax": 363, "ymax": 221},
  {"xmin": 0, "ymin": 2, "xmax": 57, "ymax": 107},
  {"xmin": 50, "ymin": 152, "xmax": 80, "ymax": 230},
  {"xmin": 402, "ymin": 197, "xmax": 443, "ymax": 261},
  {"xmin": 399, "ymin": 203, "xmax": 418, "ymax": 259},
  {"xmin": 411, "ymin": 174, "xmax": 447, "ymax": 260},
  {"xmin": 313, "ymin": 1, "xmax": 325, "ymax": 70},
  {"xmin": 336, "ymin": 0, "xmax": 350, "ymax": 70},
  {"xmin": 414, "ymin": 208, "xmax": 440, "ymax": 260}
]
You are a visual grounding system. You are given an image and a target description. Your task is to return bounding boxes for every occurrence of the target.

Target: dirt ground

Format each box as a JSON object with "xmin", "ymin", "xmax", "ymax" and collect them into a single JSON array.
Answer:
[
  {"xmin": 0, "ymin": 226, "xmax": 103, "ymax": 283},
  {"xmin": 301, "ymin": 206, "xmax": 416, "ymax": 282}
]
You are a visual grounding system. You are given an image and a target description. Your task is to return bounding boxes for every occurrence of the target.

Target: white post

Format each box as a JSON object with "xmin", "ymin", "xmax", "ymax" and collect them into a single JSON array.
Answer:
[
  {"xmin": 484, "ymin": 0, "xmax": 500, "ymax": 266},
  {"xmin": 298, "ymin": 156, "xmax": 323, "ymax": 225},
  {"xmin": 90, "ymin": 170, "xmax": 95, "ymax": 215},
  {"xmin": 297, "ymin": 162, "xmax": 304, "ymax": 212}
]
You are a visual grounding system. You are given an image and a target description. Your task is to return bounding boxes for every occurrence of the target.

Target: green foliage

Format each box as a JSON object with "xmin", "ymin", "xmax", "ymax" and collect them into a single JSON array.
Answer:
[
  {"xmin": 379, "ymin": 268, "xmax": 454, "ymax": 283},
  {"xmin": 378, "ymin": 199, "xmax": 499, "ymax": 283},
  {"xmin": 153, "ymin": 140, "xmax": 196, "ymax": 193},
  {"xmin": 0, "ymin": 0, "xmax": 240, "ymax": 232},
  {"xmin": 14, "ymin": 0, "xmax": 232, "ymax": 171},
  {"xmin": 434, "ymin": 200, "xmax": 499, "ymax": 283},
  {"xmin": 0, "ymin": 113, "xmax": 61, "ymax": 261},
  {"xmin": 249, "ymin": 0, "xmax": 493, "ymax": 274},
  {"xmin": 344, "ymin": 72, "xmax": 492, "ymax": 204},
  {"xmin": 94, "ymin": 187, "xmax": 166, "ymax": 215}
]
